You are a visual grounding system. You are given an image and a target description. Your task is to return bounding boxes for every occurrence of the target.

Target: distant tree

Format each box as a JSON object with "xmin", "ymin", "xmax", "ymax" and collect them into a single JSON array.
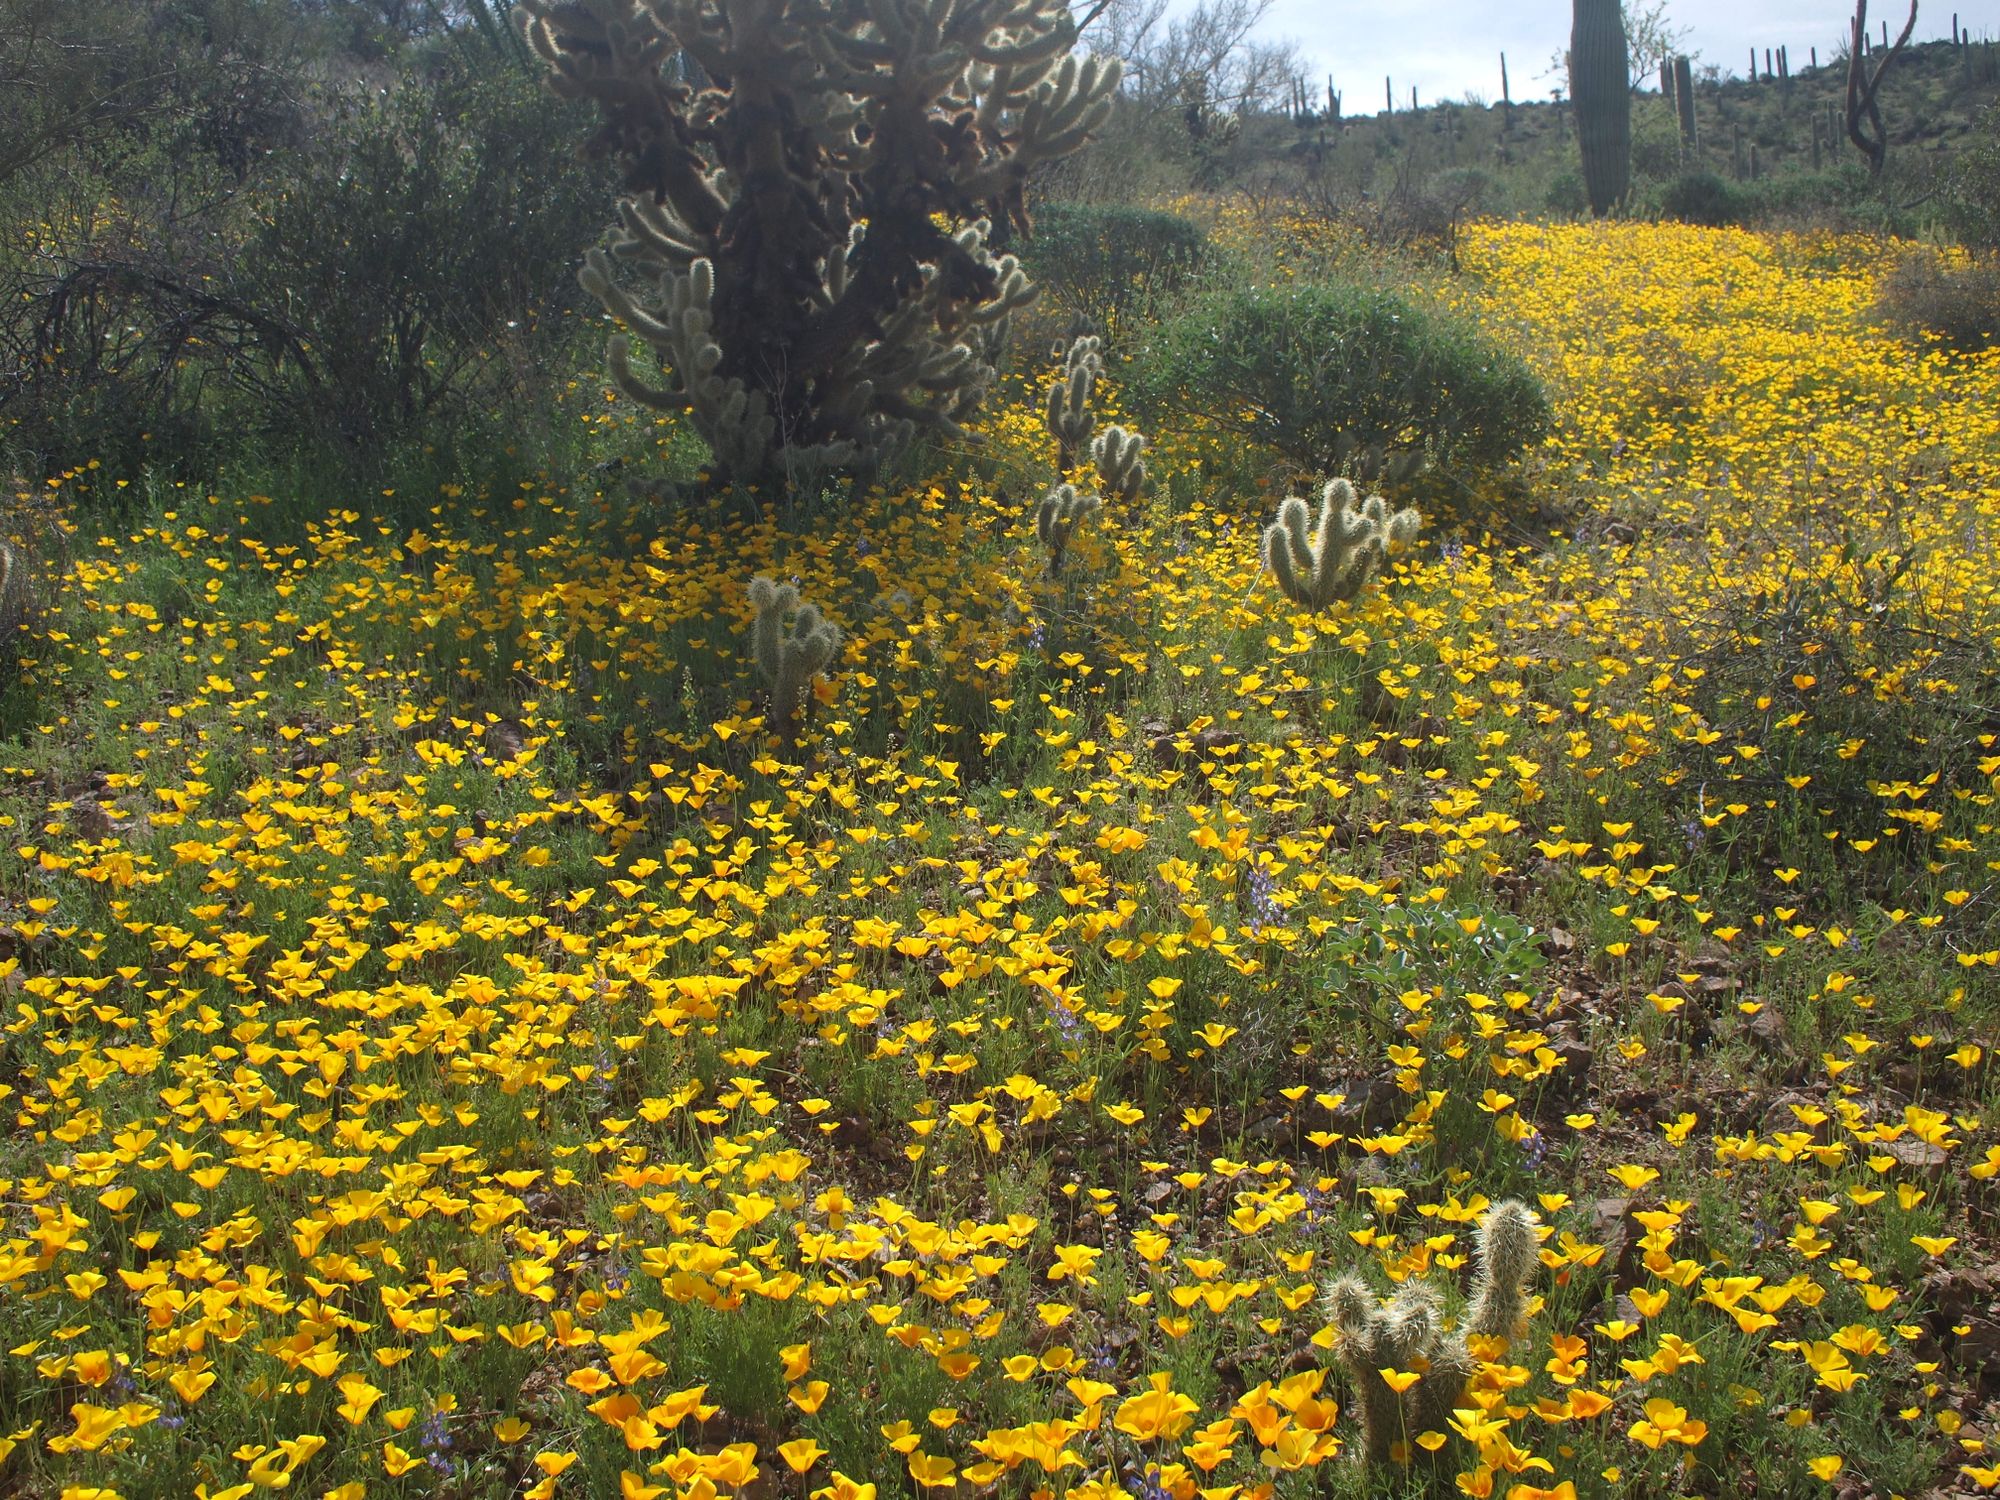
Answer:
[{"xmin": 1081, "ymin": 0, "xmax": 1305, "ymax": 117}]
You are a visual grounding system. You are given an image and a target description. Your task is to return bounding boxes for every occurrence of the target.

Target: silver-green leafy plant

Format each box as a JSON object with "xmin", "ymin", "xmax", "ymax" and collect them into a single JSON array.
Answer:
[
  {"xmin": 1045, "ymin": 334, "xmax": 1103, "ymax": 471},
  {"xmin": 747, "ymin": 576, "xmax": 841, "ymax": 744},
  {"xmin": 1262, "ymin": 477, "xmax": 1420, "ymax": 610},
  {"xmin": 519, "ymin": 0, "xmax": 1118, "ymax": 492},
  {"xmin": 1034, "ymin": 482, "xmax": 1102, "ymax": 578},
  {"xmin": 1324, "ymin": 1199, "xmax": 1540, "ymax": 1465}
]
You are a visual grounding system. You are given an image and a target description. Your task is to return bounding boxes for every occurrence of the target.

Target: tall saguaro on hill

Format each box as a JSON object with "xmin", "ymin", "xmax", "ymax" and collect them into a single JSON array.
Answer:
[
  {"xmin": 1570, "ymin": 0, "xmax": 1632, "ymax": 215},
  {"xmin": 517, "ymin": 0, "xmax": 1119, "ymax": 493}
]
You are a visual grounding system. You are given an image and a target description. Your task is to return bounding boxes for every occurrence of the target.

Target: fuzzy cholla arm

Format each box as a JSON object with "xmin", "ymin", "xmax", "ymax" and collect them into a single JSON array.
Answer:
[
  {"xmin": 746, "ymin": 575, "xmax": 842, "ymax": 741},
  {"xmin": 1045, "ymin": 334, "xmax": 1101, "ymax": 471},
  {"xmin": 1035, "ymin": 481, "xmax": 1101, "ymax": 578},
  {"xmin": 1263, "ymin": 477, "xmax": 1420, "ymax": 611},
  {"xmin": 516, "ymin": 0, "xmax": 1118, "ymax": 492}
]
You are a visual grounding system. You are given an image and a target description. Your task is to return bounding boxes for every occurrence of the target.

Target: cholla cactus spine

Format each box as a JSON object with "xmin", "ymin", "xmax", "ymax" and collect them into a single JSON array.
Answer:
[
  {"xmin": 1045, "ymin": 335, "xmax": 1103, "ymax": 471},
  {"xmin": 746, "ymin": 576, "xmax": 841, "ymax": 743},
  {"xmin": 1263, "ymin": 478, "xmax": 1420, "ymax": 611},
  {"xmin": 1035, "ymin": 483, "xmax": 1102, "ymax": 578},
  {"xmin": 1089, "ymin": 424, "xmax": 1146, "ymax": 505},
  {"xmin": 1324, "ymin": 1199, "xmax": 1539, "ymax": 1465}
]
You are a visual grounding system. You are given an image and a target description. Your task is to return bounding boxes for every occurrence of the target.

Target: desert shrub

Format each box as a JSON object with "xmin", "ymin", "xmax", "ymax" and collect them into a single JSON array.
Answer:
[
  {"xmin": 230, "ymin": 64, "xmax": 605, "ymax": 457},
  {"xmin": 1544, "ymin": 172, "xmax": 1590, "ymax": 217},
  {"xmin": 1746, "ymin": 163, "xmax": 1908, "ymax": 234},
  {"xmin": 1019, "ymin": 202, "xmax": 1215, "ymax": 341},
  {"xmin": 1130, "ymin": 279, "xmax": 1551, "ymax": 482},
  {"xmin": 1628, "ymin": 100, "xmax": 1687, "ymax": 181},
  {"xmin": 1942, "ymin": 101, "xmax": 2000, "ymax": 258},
  {"xmin": 1, "ymin": 48, "xmax": 607, "ymax": 485},
  {"xmin": 1657, "ymin": 170, "xmax": 1746, "ymax": 226},
  {"xmin": 1873, "ymin": 250, "xmax": 2000, "ymax": 351},
  {"xmin": 1352, "ymin": 166, "xmax": 1497, "ymax": 259}
]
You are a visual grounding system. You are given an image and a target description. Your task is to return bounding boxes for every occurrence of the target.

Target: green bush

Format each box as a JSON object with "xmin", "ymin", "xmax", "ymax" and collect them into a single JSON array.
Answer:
[
  {"xmin": 1657, "ymin": 171, "xmax": 1746, "ymax": 226},
  {"xmin": 1942, "ymin": 101, "xmax": 2000, "ymax": 258},
  {"xmin": 1130, "ymin": 280, "xmax": 1551, "ymax": 481},
  {"xmin": 1019, "ymin": 201, "xmax": 1214, "ymax": 341},
  {"xmin": 233, "ymin": 63, "xmax": 606, "ymax": 458},
  {"xmin": 1544, "ymin": 172, "xmax": 1590, "ymax": 217}
]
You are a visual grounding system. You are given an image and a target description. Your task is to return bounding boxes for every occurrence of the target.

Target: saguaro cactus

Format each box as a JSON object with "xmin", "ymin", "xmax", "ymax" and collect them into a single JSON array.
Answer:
[
  {"xmin": 1570, "ymin": 0, "xmax": 1632, "ymax": 215},
  {"xmin": 519, "ymin": 0, "xmax": 1119, "ymax": 492},
  {"xmin": 746, "ymin": 576, "xmax": 841, "ymax": 742},
  {"xmin": 1325, "ymin": 1200, "xmax": 1540, "ymax": 1465},
  {"xmin": 1262, "ymin": 478, "xmax": 1419, "ymax": 610},
  {"xmin": 1672, "ymin": 55, "xmax": 1697, "ymax": 154},
  {"xmin": 1846, "ymin": 0, "xmax": 1919, "ymax": 177}
]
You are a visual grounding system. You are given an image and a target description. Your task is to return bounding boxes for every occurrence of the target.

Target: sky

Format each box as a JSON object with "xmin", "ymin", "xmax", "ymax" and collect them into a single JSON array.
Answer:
[{"xmin": 1257, "ymin": 1, "xmax": 1996, "ymax": 109}]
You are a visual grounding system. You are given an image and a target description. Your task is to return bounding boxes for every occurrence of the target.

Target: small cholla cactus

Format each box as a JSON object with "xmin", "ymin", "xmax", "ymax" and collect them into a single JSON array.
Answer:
[
  {"xmin": 1089, "ymin": 424, "xmax": 1147, "ymax": 505},
  {"xmin": 1324, "ymin": 1277, "xmax": 1475, "ymax": 1465},
  {"xmin": 746, "ymin": 576, "xmax": 841, "ymax": 744},
  {"xmin": 0, "ymin": 540, "xmax": 32, "ymax": 682},
  {"xmin": 1035, "ymin": 483, "xmax": 1103, "ymax": 578},
  {"xmin": 1045, "ymin": 335, "xmax": 1103, "ymax": 471},
  {"xmin": 1324, "ymin": 1199, "xmax": 1539, "ymax": 1466},
  {"xmin": 1263, "ymin": 477, "xmax": 1420, "ymax": 611}
]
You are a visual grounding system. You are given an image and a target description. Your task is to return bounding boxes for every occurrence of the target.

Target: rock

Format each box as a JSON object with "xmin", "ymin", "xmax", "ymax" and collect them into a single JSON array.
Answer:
[
  {"xmin": 1923, "ymin": 1264, "xmax": 2000, "ymax": 1322},
  {"xmin": 1550, "ymin": 1038, "xmax": 1595, "ymax": 1093},
  {"xmin": 1745, "ymin": 1005, "xmax": 1790, "ymax": 1049},
  {"xmin": 1882, "ymin": 1136, "xmax": 1950, "ymax": 1172},
  {"xmin": 1952, "ymin": 1314, "xmax": 2000, "ymax": 1385},
  {"xmin": 1326, "ymin": 1076, "xmax": 1404, "ymax": 1133},
  {"xmin": 484, "ymin": 720, "xmax": 528, "ymax": 760}
]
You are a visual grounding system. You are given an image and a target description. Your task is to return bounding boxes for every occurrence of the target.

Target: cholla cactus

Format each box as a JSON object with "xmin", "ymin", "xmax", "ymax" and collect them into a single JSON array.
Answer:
[
  {"xmin": 1089, "ymin": 424, "xmax": 1146, "ymax": 505},
  {"xmin": 1045, "ymin": 335, "xmax": 1103, "ymax": 471},
  {"xmin": 1263, "ymin": 478, "xmax": 1420, "ymax": 610},
  {"xmin": 746, "ymin": 576, "xmax": 841, "ymax": 743},
  {"xmin": 1464, "ymin": 1199, "xmax": 1540, "ymax": 1343},
  {"xmin": 520, "ymin": 0, "xmax": 1118, "ymax": 492},
  {"xmin": 1324, "ymin": 1199, "xmax": 1539, "ymax": 1465},
  {"xmin": 1324, "ymin": 1277, "xmax": 1475, "ymax": 1465},
  {"xmin": 0, "ymin": 540, "xmax": 32, "ymax": 683},
  {"xmin": 1035, "ymin": 482, "xmax": 1102, "ymax": 578}
]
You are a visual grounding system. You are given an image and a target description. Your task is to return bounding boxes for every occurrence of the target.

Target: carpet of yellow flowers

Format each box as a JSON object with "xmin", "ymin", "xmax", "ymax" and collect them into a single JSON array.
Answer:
[{"xmin": 1, "ymin": 218, "xmax": 1998, "ymax": 1500}]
